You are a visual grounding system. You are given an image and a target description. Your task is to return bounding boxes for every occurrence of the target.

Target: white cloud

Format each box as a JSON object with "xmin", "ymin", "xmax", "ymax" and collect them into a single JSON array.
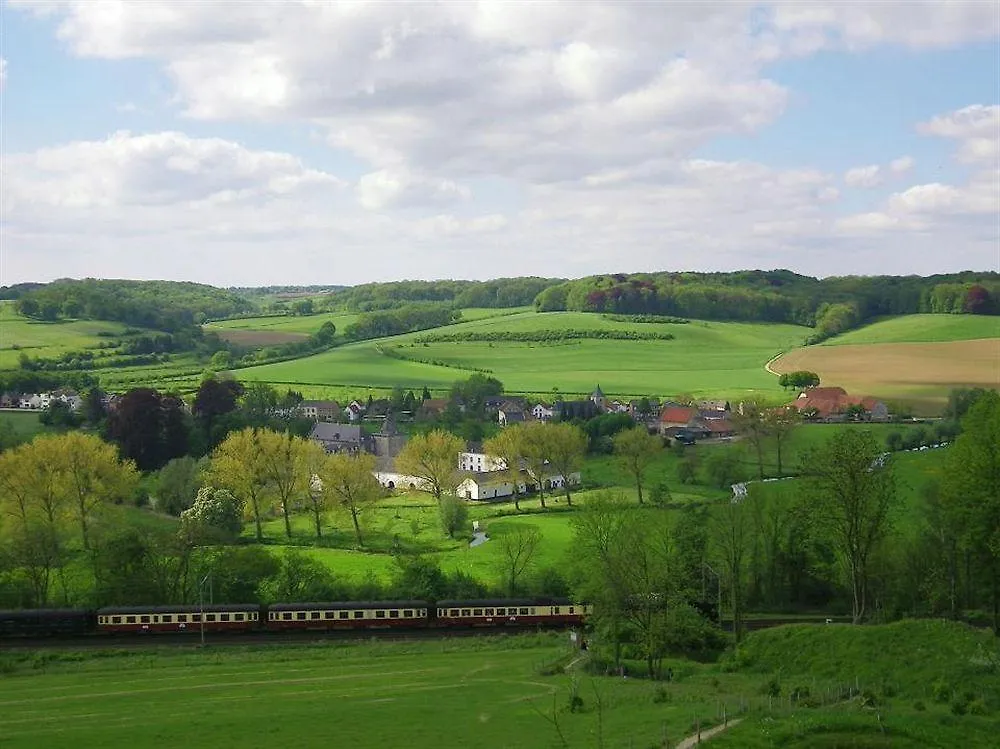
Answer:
[
  {"xmin": 889, "ymin": 156, "xmax": 915, "ymax": 174},
  {"xmin": 844, "ymin": 165, "xmax": 883, "ymax": 188},
  {"xmin": 356, "ymin": 168, "xmax": 470, "ymax": 211},
  {"xmin": 917, "ymin": 105, "xmax": 1000, "ymax": 165}
]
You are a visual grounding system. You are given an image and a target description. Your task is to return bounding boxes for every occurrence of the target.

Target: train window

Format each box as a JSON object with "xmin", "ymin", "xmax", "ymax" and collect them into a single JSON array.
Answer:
[
  {"xmin": 310, "ymin": 612, "xmax": 320, "ymax": 620},
  {"xmin": 140, "ymin": 616, "xmax": 150, "ymax": 624},
  {"xmin": 389, "ymin": 610, "xmax": 399, "ymax": 618},
  {"xmin": 495, "ymin": 608, "xmax": 505, "ymax": 616},
  {"xmin": 403, "ymin": 610, "xmax": 413, "ymax": 618},
  {"xmin": 192, "ymin": 614, "xmax": 201, "ymax": 622},
  {"xmin": 234, "ymin": 613, "xmax": 244, "ymax": 622},
  {"xmin": 178, "ymin": 615, "xmax": 187, "ymax": 623},
  {"xmin": 162, "ymin": 615, "xmax": 173, "ymax": 623},
  {"xmin": 569, "ymin": 607, "xmax": 574, "ymax": 614},
  {"xmin": 324, "ymin": 611, "xmax": 335, "ymax": 619},
  {"xmin": 461, "ymin": 609, "xmax": 471, "ymax": 616},
  {"xmin": 206, "ymin": 614, "xmax": 216, "ymax": 622},
  {"xmin": 473, "ymin": 609, "xmax": 483, "ymax": 616},
  {"xmin": 375, "ymin": 611, "xmax": 386, "ymax": 619},
  {"xmin": 339, "ymin": 611, "xmax": 349, "ymax": 620},
  {"xmin": 296, "ymin": 612, "xmax": 306, "ymax": 620},
  {"xmin": 354, "ymin": 611, "xmax": 364, "ymax": 619},
  {"xmin": 485, "ymin": 608, "xmax": 494, "ymax": 616},
  {"xmin": 519, "ymin": 608, "xmax": 529, "ymax": 615},
  {"xmin": 449, "ymin": 609, "xmax": 459, "ymax": 616},
  {"xmin": 282, "ymin": 613, "xmax": 292, "ymax": 621},
  {"xmin": 112, "ymin": 616, "xmax": 121, "ymax": 624},
  {"xmin": 153, "ymin": 616, "xmax": 160, "ymax": 623},
  {"xmin": 126, "ymin": 616, "xmax": 136, "ymax": 624},
  {"xmin": 220, "ymin": 614, "xmax": 230, "ymax": 622}
]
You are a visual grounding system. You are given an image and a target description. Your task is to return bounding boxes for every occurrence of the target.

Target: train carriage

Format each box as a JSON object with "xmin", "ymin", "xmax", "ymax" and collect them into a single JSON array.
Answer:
[
  {"xmin": 267, "ymin": 600, "xmax": 431, "ymax": 632},
  {"xmin": 0, "ymin": 608, "xmax": 94, "ymax": 638},
  {"xmin": 96, "ymin": 604, "xmax": 261, "ymax": 634},
  {"xmin": 435, "ymin": 598, "xmax": 591, "ymax": 628}
]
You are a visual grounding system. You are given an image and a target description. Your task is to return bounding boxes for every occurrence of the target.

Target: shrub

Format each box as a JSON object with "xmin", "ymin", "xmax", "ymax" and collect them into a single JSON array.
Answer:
[
  {"xmin": 761, "ymin": 677, "xmax": 782, "ymax": 697},
  {"xmin": 932, "ymin": 679, "xmax": 952, "ymax": 703},
  {"xmin": 652, "ymin": 686, "xmax": 671, "ymax": 704},
  {"xmin": 968, "ymin": 698, "xmax": 989, "ymax": 716}
]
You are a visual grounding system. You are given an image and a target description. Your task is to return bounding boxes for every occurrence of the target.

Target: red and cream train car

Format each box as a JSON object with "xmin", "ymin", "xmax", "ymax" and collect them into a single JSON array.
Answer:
[
  {"xmin": 267, "ymin": 600, "xmax": 430, "ymax": 631},
  {"xmin": 435, "ymin": 598, "xmax": 591, "ymax": 628},
  {"xmin": 97, "ymin": 604, "xmax": 260, "ymax": 634}
]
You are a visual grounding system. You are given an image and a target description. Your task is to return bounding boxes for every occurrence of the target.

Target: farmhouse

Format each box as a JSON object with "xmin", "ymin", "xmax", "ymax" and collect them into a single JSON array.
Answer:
[
  {"xmin": 459, "ymin": 450, "xmax": 507, "ymax": 473},
  {"xmin": 457, "ymin": 469, "xmax": 581, "ymax": 501},
  {"xmin": 416, "ymin": 398, "xmax": 450, "ymax": 420},
  {"xmin": 789, "ymin": 387, "xmax": 889, "ymax": 422},
  {"xmin": 308, "ymin": 422, "xmax": 365, "ymax": 454},
  {"xmin": 498, "ymin": 402, "xmax": 525, "ymax": 426},
  {"xmin": 531, "ymin": 403, "xmax": 555, "ymax": 421},
  {"xmin": 297, "ymin": 400, "xmax": 341, "ymax": 422}
]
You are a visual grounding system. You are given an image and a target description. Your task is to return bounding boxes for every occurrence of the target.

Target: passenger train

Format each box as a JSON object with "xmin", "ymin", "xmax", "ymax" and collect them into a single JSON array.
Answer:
[{"xmin": 0, "ymin": 598, "xmax": 591, "ymax": 639}]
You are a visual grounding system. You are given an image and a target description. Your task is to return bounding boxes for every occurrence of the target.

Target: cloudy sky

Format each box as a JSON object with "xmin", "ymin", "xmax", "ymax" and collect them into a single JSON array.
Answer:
[{"xmin": 1, "ymin": 1, "xmax": 998, "ymax": 287}]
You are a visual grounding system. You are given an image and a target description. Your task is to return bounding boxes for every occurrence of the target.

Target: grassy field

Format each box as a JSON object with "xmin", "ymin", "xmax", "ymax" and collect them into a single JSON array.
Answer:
[
  {"xmin": 822, "ymin": 314, "xmax": 1000, "ymax": 345},
  {"xmin": 0, "ymin": 302, "xmax": 148, "ymax": 369},
  {"xmin": 772, "ymin": 339, "xmax": 999, "ymax": 414},
  {"xmin": 0, "ymin": 409, "xmax": 49, "ymax": 439},
  {"xmin": 0, "ymin": 620, "xmax": 993, "ymax": 749},
  {"xmin": 234, "ymin": 312, "xmax": 810, "ymax": 401},
  {"xmin": 205, "ymin": 311, "xmax": 361, "ymax": 337}
]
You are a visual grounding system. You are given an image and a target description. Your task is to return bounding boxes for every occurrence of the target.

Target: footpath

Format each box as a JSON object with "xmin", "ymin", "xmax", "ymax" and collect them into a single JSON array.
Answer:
[{"xmin": 673, "ymin": 718, "xmax": 743, "ymax": 749}]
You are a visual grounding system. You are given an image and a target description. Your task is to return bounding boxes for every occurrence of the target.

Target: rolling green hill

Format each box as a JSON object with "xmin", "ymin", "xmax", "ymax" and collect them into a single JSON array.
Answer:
[
  {"xmin": 821, "ymin": 314, "xmax": 1000, "ymax": 345},
  {"xmin": 233, "ymin": 311, "xmax": 810, "ymax": 399}
]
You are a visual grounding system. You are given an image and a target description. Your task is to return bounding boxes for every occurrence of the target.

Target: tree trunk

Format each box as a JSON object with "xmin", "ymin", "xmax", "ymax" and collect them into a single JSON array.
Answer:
[
  {"xmin": 635, "ymin": 474, "xmax": 644, "ymax": 505},
  {"xmin": 282, "ymin": 500, "xmax": 292, "ymax": 538},
  {"xmin": 538, "ymin": 485, "xmax": 546, "ymax": 509},
  {"xmin": 313, "ymin": 508, "xmax": 322, "ymax": 538},
  {"xmin": 756, "ymin": 440, "xmax": 765, "ymax": 480},
  {"xmin": 252, "ymin": 498, "xmax": 263, "ymax": 542},
  {"xmin": 992, "ymin": 561, "xmax": 999, "ymax": 637},
  {"xmin": 78, "ymin": 497, "xmax": 91, "ymax": 551},
  {"xmin": 775, "ymin": 438, "xmax": 784, "ymax": 476},
  {"xmin": 351, "ymin": 509, "xmax": 363, "ymax": 546},
  {"xmin": 564, "ymin": 484, "xmax": 573, "ymax": 506}
]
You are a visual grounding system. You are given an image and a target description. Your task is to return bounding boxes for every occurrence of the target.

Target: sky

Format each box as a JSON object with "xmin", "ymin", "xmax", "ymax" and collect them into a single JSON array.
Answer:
[{"xmin": 0, "ymin": 1, "xmax": 998, "ymax": 288}]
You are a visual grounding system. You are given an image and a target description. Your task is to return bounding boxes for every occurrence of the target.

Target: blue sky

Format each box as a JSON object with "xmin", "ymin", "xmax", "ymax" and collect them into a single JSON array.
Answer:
[{"xmin": 1, "ymin": 1, "xmax": 997, "ymax": 286}]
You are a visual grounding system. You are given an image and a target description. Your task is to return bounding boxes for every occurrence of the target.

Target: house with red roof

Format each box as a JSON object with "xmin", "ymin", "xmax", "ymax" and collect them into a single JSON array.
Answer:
[{"xmin": 789, "ymin": 387, "xmax": 889, "ymax": 421}]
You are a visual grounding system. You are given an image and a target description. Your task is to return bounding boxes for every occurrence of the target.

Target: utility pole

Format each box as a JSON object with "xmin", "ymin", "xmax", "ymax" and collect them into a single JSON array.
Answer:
[{"xmin": 199, "ymin": 573, "xmax": 211, "ymax": 647}]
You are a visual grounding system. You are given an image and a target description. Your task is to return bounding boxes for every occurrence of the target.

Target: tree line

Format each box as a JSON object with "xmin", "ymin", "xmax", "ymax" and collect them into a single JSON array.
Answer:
[{"xmin": 413, "ymin": 329, "xmax": 676, "ymax": 343}]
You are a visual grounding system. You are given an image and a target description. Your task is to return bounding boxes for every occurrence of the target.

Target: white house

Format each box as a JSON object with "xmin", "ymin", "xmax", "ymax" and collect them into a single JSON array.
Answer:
[
  {"xmin": 374, "ymin": 470, "xmax": 432, "ymax": 492},
  {"xmin": 345, "ymin": 400, "xmax": 366, "ymax": 422},
  {"xmin": 457, "ymin": 469, "xmax": 581, "ymax": 501},
  {"xmin": 531, "ymin": 403, "xmax": 555, "ymax": 421},
  {"xmin": 20, "ymin": 393, "xmax": 50, "ymax": 410},
  {"xmin": 458, "ymin": 451, "xmax": 507, "ymax": 473}
]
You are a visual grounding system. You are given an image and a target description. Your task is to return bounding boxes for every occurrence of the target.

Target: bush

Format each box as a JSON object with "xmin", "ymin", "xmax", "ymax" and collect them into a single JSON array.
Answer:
[
  {"xmin": 932, "ymin": 679, "xmax": 952, "ymax": 703},
  {"xmin": 652, "ymin": 686, "xmax": 671, "ymax": 704},
  {"xmin": 439, "ymin": 495, "xmax": 468, "ymax": 539},
  {"xmin": 761, "ymin": 677, "xmax": 782, "ymax": 697},
  {"xmin": 968, "ymin": 698, "xmax": 989, "ymax": 716}
]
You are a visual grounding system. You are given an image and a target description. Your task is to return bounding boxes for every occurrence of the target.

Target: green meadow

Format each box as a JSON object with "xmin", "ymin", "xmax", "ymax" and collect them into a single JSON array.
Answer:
[
  {"xmin": 821, "ymin": 314, "xmax": 1000, "ymax": 346},
  {"xmin": 0, "ymin": 302, "xmax": 145, "ymax": 369},
  {"xmin": 1, "ymin": 619, "xmax": 994, "ymax": 749},
  {"xmin": 234, "ymin": 312, "xmax": 810, "ymax": 400}
]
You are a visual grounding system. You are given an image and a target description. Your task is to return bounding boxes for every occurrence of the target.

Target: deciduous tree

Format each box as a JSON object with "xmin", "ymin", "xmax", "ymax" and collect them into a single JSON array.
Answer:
[
  {"xmin": 394, "ymin": 429, "xmax": 464, "ymax": 504},
  {"xmin": 256, "ymin": 430, "xmax": 313, "ymax": 538},
  {"xmin": 613, "ymin": 426, "xmax": 660, "ymax": 504},
  {"xmin": 483, "ymin": 427, "xmax": 527, "ymax": 511},
  {"xmin": 496, "ymin": 526, "xmax": 543, "ymax": 595},
  {"xmin": 209, "ymin": 428, "xmax": 272, "ymax": 542},
  {"xmin": 544, "ymin": 423, "xmax": 587, "ymax": 506},
  {"xmin": 316, "ymin": 452, "xmax": 381, "ymax": 546},
  {"xmin": 803, "ymin": 430, "xmax": 896, "ymax": 624}
]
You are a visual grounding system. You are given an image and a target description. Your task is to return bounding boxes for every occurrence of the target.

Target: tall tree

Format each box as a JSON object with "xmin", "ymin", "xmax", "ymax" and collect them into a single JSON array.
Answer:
[
  {"xmin": 105, "ymin": 388, "xmax": 166, "ymax": 471},
  {"xmin": 613, "ymin": 426, "xmax": 661, "ymax": 504},
  {"xmin": 495, "ymin": 526, "xmax": 543, "ymax": 595},
  {"xmin": 316, "ymin": 452, "xmax": 381, "ymax": 546},
  {"xmin": 209, "ymin": 428, "xmax": 272, "ymax": 542},
  {"xmin": 394, "ymin": 429, "xmax": 464, "ymax": 504},
  {"xmin": 56, "ymin": 432, "xmax": 139, "ymax": 551},
  {"xmin": 711, "ymin": 495, "xmax": 750, "ymax": 641},
  {"xmin": 256, "ymin": 430, "xmax": 312, "ymax": 538},
  {"xmin": 764, "ymin": 406, "xmax": 800, "ymax": 476},
  {"xmin": 193, "ymin": 376, "xmax": 244, "ymax": 441},
  {"xmin": 732, "ymin": 401, "xmax": 769, "ymax": 480},
  {"xmin": 483, "ymin": 427, "xmax": 526, "ymax": 511},
  {"xmin": 544, "ymin": 423, "xmax": 587, "ymax": 506},
  {"xmin": 803, "ymin": 430, "xmax": 896, "ymax": 624},
  {"xmin": 942, "ymin": 390, "xmax": 1000, "ymax": 634}
]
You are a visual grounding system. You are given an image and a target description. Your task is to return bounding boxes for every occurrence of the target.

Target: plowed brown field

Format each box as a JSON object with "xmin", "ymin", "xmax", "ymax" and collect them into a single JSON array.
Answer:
[{"xmin": 772, "ymin": 338, "xmax": 999, "ymax": 413}]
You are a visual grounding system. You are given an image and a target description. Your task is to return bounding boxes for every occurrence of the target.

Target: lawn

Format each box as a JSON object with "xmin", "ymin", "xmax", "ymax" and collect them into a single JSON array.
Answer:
[
  {"xmin": 0, "ymin": 302, "xmax": 147, "ymax": 369},
  {"xmin": 0, "ymin": 409, "xmax": 49, "ymax": 439},
  {"xmin": 234, "ymin": 312, "xmax": 810, "ymax": 401},
  {"xmin": 821, "ymin": 314, "xmax": 1000, "ymax": 345}
]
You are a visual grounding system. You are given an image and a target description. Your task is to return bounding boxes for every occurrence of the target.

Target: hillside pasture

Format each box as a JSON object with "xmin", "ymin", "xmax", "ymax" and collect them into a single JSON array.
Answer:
[
  {"xmin": 234, "ymin": 312, "xmax": 810, "ymax": 400},
  {"xmin": 772, "ymin": 339, "xmax": 999, "ymax": 413},
  {"xmin": 205, "ymin": 311, "xmax": 360, "ymax": 337},
  {"xmin": 822, "ymin": 314, "xmax": 1000, "ymax": 345},
  {"xmin": 0, "ymin": 302, "xmax": 148, "ymax": 369}
]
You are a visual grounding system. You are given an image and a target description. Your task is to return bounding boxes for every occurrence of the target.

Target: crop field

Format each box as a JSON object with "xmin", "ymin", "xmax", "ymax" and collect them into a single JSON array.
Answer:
[
  {"xmin": 205, "ymin": 311, "xmax": 360, "ymax": 337},
  {"xmin": 822, "ymin": 314, "xmax": 1000, "ymax": 345},
  {"xmin": 0, "ymin": 302, "xmax": 146, "ymax": 369},
  {"xmin": 234, "ymin": 312, "xmax": 810, "ymax": 400},
  {"xmin": 772, "ymin": 339, "xmax": 999, "ymax": 412}
]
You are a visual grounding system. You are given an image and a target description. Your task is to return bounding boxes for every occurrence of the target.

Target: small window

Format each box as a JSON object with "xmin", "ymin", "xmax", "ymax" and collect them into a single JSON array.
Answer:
[
  {"xmin": 112, "ymin": 616, "xmax": 122, "ymax": 624},
  {"xmin": 495, "ymin": 608, "xmax": 505, "ymax": 616},
  {"xmin": 325, "ymin": 611, "xmax": 335, "ymax": 619},
  {"xmin": 389, "ymin": 610, "xmax": 399, "ymax": 618},
  {"xmin": 519, "ymin": 608, "xmax": 529, "ymax": 615},
  {"xmin": 192, "ymin": 614, "xmax": 201, "ymax": 622},
  {"xmin": 296, "ymin": 612, "xmax": 306, "ymax": 620},
  {"xmin": 162, "ymin": 615, "xmax": 173, "ymax": 623},
  {"xmin": 153, "ymin": 616, "xmax": 160, "ymax": 623},
  {"xmin": 485, "ymin": 608, "xmax": 494, "ymax": 616},
  {"xmin": 403, "ymin": 610, "xmax": 413, "ymax": 618},
  {"xmin": 473, "ymin": 609, "xmax": 483, "ymax": 616},
  {"xmin": 375, "ymin": 610, "xmax": 386, "ymax": 619},
  {"xmin": 235, "ymin": 613, "xmax": 244, "ymax": 622},
  {"xmin": 220, "ymin": 614, "xmax": 230, "ymax": 622},
  {"xmin": 282, "ymin": 612, "xmax": 292, "ymax": 621},
  {"xmin": 126, "ymin": 616, "xmax": 136, "ymax": 624},
  {"xmin": 339, "ymin": 611, "xmax": 349, "ymax": 620},
  {"xmin": 206, "ymin": 614, "xmax": 216, "ymax": 622},
  {"xmin": 450, "ymin": 609, "xmax": 459, "ymax": 617},
  {"xmin": 354, "ymin": 611, "xmax": 364, "ymax": 619},
  {"xmin": 461, "ymin": 609, "xmax": 471, "ymax": 616},
  {"xmin": 569, "ymin": 607, "xmax": 574, "ymax": 614},
  {"xmin": 310, "ymin": 612, "xmax": 320, "ymax": 620},
  {"xmin": 178, "ymin": 614, "xmax": 188, "ymax": 623},
  {"xmin": 140, "ymin": 615, "xmax": 150, "ymax": 624}
]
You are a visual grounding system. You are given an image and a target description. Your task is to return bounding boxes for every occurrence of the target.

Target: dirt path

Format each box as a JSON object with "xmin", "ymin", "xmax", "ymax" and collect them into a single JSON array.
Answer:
[
  {"xmin": 673, "ymin": 718, "xmax": 743, "ymax": 748},
  {"xmin": 764, "ymin": 352, "xmax": 783, "ymax": 375}
]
